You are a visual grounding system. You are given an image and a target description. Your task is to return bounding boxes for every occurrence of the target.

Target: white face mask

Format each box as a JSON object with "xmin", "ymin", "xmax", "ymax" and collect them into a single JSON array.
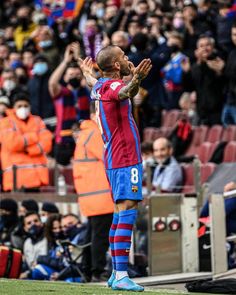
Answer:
[
  {"xmin": 40, "ymin": 216, "xmax": 48, "ymax": 224},
  {"xmin": 16, "ymin": 107, "xmax": 30, "ymax": 120},
  {"xmin": 3, "ymin": 80, "xmax": 16, "ymax": 93}
]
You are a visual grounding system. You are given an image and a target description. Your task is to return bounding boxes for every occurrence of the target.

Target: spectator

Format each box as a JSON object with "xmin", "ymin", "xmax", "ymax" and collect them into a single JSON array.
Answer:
[
  {"xmin": 61, "ymin": 214, "xmax": 87, "ymax": 246},
  {"xmin": 129, "ymin": 32, "xmax": 171, "ymax": 128},
  {"xmin": 19, "ymin": 199, "xmax": 39, "ymax": 217},
  {"xmin": 40, "ymin": 202, "xmax": 59, "ymax": 224},
  {"xmin": 22, "ymin": 49, "xmax": 34, "ymax": 76},
  {"xmin": 222, "ymin": 23, "xmax": 236, "ymax": 126},
  {"xmin": 31, "ymin": 214, "xmax": 65, "ymax": 281},
  {"xmin": 0, "ymin": 198, "xmax": 18, "ymax": 247},
  {"xmin": 31, "ymin": 25, "xmax": 60, "ymax": 71},
  {"xmin": 0, "ymin": 68, "xmax": 18, "ymax": 102},
  {"xmin": 179, "ymin": 92, "xmax": 198, "ymax": 125},
  {"xmin": 182, "ymin": 35, "xmax": 225, "ymax": 126},
  {"xmin": 111, "ymin": 31, "xmax": 131, "ymax": 55},
  {"xmin": 49, "ymin": 43, "xmax": 90, "ymax": 166},
  {"xmin": 28, "ymin": 54, "xmax": 55, "ymax": 121},
  {"xmin": 0, "ymin": 95, "xmax": 10, "ymax": 118},
  {"xmin": 72, "ymin": 102, "xmax": 114, "ymax": 282},
  {"xmin": 14, "ymin": 5, "xmax": 37, "ymax": 51},
  {"xmin": 20, "ymin": 211, "xmax": 47, "ymax": 278},
  {"xmin": 0, "ymin": 91, "xmax": 53, "ymax": 192},
  {"xmin": 161, "ymin": 31, "xmax": 187, "ymax": 110},
  {"xmin": 168, "ymin": 112, "xmax": 193, "ymax": 158},
  {"xmin": 182, "ymin": 0, "xmax": 211, "ymax": 60},
  {"xmin": 82, "ymin": 18, "xmax": 103, "ymax": 61},
  {"xmin": 200, "ymin": 181, "xmax": 236, "ymax": 236},
  {"xmin": 152, "ymin": 137, "xmax": 183, "ymax": 192}
]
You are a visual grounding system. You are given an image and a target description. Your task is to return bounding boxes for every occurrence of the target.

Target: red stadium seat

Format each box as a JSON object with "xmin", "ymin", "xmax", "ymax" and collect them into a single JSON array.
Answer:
[
  {"xmin": 200, "ymin": 163, "xmax": 216, "ymax": 184},
  {"xmin": 198, "ymin": 142, "xmax": 219, "ymax": 163},
  {"xmin": 223, "ymin": 141, "xmax": 236, "ymax": 162},
  {"xmin": 162, "ymin": 109, "xmax": 181, "ymax": 127},
  {"xmin": 181, "ymin": 164, "xmax": 194, "ymax": 193},
  {"xmin": 222, "ymin": 125, "xmax": 236, "ymax": 142},
  {"xmin": 206, "ymin": 125, "xmax": 223, "ymax": 143},
  {"xmin": 185, "ymin": 125, "xmax": 208, "ymax": 156},
  {"xmin": 143, "ymin": 127, "xmax": 163, "ymax": 142}
]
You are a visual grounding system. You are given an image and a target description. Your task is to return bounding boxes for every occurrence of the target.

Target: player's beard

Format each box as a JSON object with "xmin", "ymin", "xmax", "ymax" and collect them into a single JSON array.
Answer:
[{"xmin": 120, "ymin": 63, "xmax": 131, "ymax": 76}]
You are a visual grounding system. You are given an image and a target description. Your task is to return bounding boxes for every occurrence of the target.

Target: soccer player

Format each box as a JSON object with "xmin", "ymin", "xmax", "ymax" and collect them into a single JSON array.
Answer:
[{"xmin": 79, "ymin": 46, "xmax": 152, "ymax": 292}]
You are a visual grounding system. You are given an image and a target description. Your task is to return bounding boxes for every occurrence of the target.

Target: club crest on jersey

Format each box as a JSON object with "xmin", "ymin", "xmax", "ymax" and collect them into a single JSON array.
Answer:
[
  {"xmin": 110, "ymin": 82, "xmax": 121, "ymax": 90},
  {"xmin": 132, "ymin": 185, "xmax": 138, "ymax": 193}
]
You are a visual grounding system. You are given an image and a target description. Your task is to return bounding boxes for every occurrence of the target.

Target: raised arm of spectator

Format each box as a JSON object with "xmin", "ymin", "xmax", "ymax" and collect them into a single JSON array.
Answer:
[{"xmin": 49, "ymin": 44, "xmax": 73, "ymax": 97}]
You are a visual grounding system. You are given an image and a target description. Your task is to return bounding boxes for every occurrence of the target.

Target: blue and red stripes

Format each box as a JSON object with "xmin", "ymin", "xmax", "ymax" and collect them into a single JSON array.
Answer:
[
  {"xmin": 109, "ymin": 213, "xmax": 119, "ymax": 270},
  {"xmin": 114, "ymin": 209, "xmax": 137, "ymax": 271}
]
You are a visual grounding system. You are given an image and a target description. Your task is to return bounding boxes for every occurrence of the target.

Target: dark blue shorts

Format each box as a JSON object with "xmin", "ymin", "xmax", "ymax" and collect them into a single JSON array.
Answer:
[{"xmin": 106, "ymin": 163, "xmax": 143, "ymax": 203}]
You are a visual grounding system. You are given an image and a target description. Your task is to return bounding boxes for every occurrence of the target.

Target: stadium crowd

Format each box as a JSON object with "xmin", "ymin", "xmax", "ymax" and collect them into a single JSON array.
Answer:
[{"xmin": 1, "ymin": 0, "xmax": 236, "ymax": 283}]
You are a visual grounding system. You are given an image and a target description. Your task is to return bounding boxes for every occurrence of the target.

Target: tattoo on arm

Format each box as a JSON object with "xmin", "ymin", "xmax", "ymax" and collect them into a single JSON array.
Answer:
[
  {"xmin": 118, "ymin": 75, "xmax": 141, "ymax": 100},
  {"xmin": 83, "ymin": 72, "xmax": 98, "ymax": 88}
]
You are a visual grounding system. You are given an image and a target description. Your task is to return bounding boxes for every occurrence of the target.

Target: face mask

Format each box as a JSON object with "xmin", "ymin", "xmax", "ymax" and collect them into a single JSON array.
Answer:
[
  {"xmin": 18, "ymin": 75, "xmax": 28, "ymax": 85},
  {"xmin": 28, "ymin": 224, "xmax": 43, "ymax": 239},
  {"xmin": 33, "ymin": 62, "xmax": 48, "ymax": 75},
  {"xmin": 40, "ymin": 216, "xmax": 47, "ymax": 224},
  {"xmin": 3, "ymin": 80, "xmax": 16, "ymax": 93},
  {"xmin": 64, "ymin": 224, "xmax": 80, "ymax": 240},
  {"xmin": 96, "ymin": 8, "xmax": 105, "ymax": 19},
  {"xmin": 16, "ymin": 106, "xmax": 30, "ymax": 120},
  {"xmin": 173, "ymin": 18, "xmax": 184, "ymax": 29},
  {"xmin": 68, "ymin": 78, "xmax": 80, "ymax": 89},
  {"xmin": 188, "ymin": 109, "xmax": 195, "ymax": 117},
  {"xmin": 53, "ymin": 231, "xmax": 64, "ymax": 240},
  {"xmin": 38, "ymin": 40, "xmax": 53, "ymax": 49}
]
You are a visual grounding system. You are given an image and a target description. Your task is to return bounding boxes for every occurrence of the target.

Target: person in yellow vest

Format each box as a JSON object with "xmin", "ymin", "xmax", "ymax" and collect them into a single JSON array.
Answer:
[
  {"xmin": 73, "ymin": 102, "xmax": 114, "ymax": 282},
  {"xmin": 0, "ymin": 91, "xmax": 52, "ymax": 192}
]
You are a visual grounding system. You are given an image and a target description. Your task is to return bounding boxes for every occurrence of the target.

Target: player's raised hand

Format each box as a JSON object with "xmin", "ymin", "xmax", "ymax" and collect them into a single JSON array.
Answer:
[
  {"xmin": 78, "ymin": 57, "xmax": 94, "ymax": 76},
  {"xmin": 133, "ymin": 59, "xmax": 152, "ymax": 80}
]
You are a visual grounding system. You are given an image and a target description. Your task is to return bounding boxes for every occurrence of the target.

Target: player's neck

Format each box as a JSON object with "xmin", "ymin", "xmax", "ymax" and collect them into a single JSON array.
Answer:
[{"xmin": 103, "ymin": 71, "xmax": 120, "ymax": 79}]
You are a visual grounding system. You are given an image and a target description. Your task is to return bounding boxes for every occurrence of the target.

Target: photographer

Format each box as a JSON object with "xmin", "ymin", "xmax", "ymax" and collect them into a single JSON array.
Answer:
[
  {"xmin": 182, "ymin": 35, "xmax": 225, "ymax": 126},
  {"xmin": 49, "ymin": 43, "xmax": 90, "ymax": 166}
]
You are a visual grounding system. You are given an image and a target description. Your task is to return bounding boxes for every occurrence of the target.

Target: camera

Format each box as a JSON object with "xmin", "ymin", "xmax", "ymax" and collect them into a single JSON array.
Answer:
[{"xmin": 207, "ymin": 51, "xmax": 218, "ymax": 60}]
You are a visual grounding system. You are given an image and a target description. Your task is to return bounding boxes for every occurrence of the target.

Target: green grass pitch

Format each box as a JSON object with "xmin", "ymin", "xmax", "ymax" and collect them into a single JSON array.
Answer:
[{"xmin": 0, "ymin": 279, "xmax": 213, "ymax": 295}]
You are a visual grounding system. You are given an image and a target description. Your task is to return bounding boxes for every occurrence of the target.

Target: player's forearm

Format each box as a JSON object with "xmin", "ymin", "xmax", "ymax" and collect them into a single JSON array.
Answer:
[
  {"xmin": 83, "ymin": 72, "xmax": 98, "ymax": 88},
  {"xmin": 118, "ymin": 74, "xmax": 141, "ymax": 100}
]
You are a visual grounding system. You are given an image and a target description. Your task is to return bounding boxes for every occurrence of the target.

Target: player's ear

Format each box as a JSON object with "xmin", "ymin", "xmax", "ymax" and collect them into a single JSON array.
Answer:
[{"xmin": 114, "ymin": 61, "xmax": 120, "ymax": 70}]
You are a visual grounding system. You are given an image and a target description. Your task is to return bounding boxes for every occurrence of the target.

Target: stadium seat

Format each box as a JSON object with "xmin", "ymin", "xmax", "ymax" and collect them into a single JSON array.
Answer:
[
  {"xmin": 222, "ymin": 125, "xmax": 236, "ymax": 142},
  {"xmin": 223, "ymin": 141, "xmax": 236, "ymax": 162},
  {"xmin": 143, "ymin": 127, "xmax": 163, "ymax": 142},
  {"xmin": 162, "ymin": 109, "xmax": 181, "ymax": 127},
  {"xmin": 181, "ymin": 164, "xmax": 195, "ymax": 193},
  {"xmin": 198, "ymin": 142, "xmax": 219, "ymax": 163},
  {"xmin": 206, "ymin": 125, "xmax": 223, "ymax": 143},
  {"xmin": 200, "ymin": 163, "xmax": 216, "ymax": 184},
  {"xmin": 185, "ymin": 125, "xmax": 208, "ymax": 156}
]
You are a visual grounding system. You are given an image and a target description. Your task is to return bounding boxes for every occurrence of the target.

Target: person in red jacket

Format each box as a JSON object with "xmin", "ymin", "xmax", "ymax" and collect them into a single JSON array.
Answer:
[{"xmin": 0, "ymin": 91, "xmax": 53, "ymax": 192}]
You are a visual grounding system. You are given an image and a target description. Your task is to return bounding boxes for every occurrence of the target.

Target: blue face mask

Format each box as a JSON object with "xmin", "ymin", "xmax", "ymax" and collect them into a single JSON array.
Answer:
[
  {"xmin": 33, "ymin": 62, "xmax": 48, "ymax": 75},
  {"xmin": 39, "ymin": 40, "xmax": 53, "ymax": 48}
]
